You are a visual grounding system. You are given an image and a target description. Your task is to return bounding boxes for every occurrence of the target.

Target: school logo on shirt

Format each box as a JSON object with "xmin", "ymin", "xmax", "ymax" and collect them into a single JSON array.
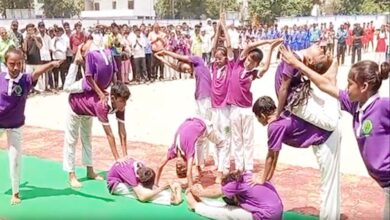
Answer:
[
  {"xmin": 13, "ymin": 85, "xmax": 23, "ymax": 96},
  {"xmin": 224, "ymin": 126, "xmax": 231, "ymax": 135},
  {"xmin": 361, "ymin": 119, "xmax": 373, "ymax": 136}
]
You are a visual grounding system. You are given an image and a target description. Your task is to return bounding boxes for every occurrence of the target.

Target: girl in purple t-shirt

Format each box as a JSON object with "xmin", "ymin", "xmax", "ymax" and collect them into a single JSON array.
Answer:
[
  {"xmin": 186, "ymin": 171, "xmax": 283, "ymax": 220},
  {"xmin": 0, "ymin": 49, "xmax": 61, "ymax": 205},
  {"xmin": 281, "ymin": 46, "xmax": 390, "ymax": 219},
  {"xmin": 107, "ymin": 158, "xmax": 182, "ymax": 205},
  {"xmin": 227, "ymin": 38, "xmax": 282, "ymax": 173}
]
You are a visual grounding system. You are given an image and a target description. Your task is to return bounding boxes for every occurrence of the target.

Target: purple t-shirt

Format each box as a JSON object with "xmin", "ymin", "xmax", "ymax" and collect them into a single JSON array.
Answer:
[
  {"xmin": 82, "ymin": 49, "xmax": 117, "ymax": 92},
  {"xmin": 107, "ymin": 158, "xmax": 140, "ymax": 193},
  {"xmin": 268, "ymin": 113, "xmax": 332, "ymax": 151},
  {"xmin": 211, "ymin": 60, "xmax": 234, "ymax": 108},
  {"xmin": 190, "ymin": 56, "xmax": 211, "ymax": 100},
  {"xmin": 0, "ymin": 72, "xmax": 34, "ymax": 128},
  {"xmin": 274, "ymin": 61, "xmax": 301, "ymax": 98},
  {"xmin": 226, "ymin": 59, "xmax": 257, "ymax": 108},
  {"xmin": 167, "ymin": 118, "xmax": 206, "ymax": 161},
  {"xmin": 68, "ymin": 92, "xmax": 125, "ymax": 124},
  {"xmin": 222, "ymin": 173, "xmax": 283, "ymax": 220},
  {"xmin": 338, "ymin": 90, "xmax": 390, "ymax": 188}
]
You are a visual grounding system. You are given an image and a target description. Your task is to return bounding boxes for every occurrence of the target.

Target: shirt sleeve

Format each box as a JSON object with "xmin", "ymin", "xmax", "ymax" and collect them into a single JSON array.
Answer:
[
  {"xmin": 25, "ymin": 73, "xmax": 35, "ymax": 91},
  {"xmin": 84, "ymin": 52, "xmax": 95, "ymax": 77},
  {"xmin": 190, "ymin": 56, "xmax": 202, "ymax": 67},
  {"xmin": 338, "ymin": 89, "xmax": 356, "ymax": 115},
  {"xmin": 282, "ymin": 62, "xmax": 298, "ymax": 78},
  {"xmin": 95, "ymin": 103, "xmax": 110, "ymax": 125},
  {"xmin": 267, "ymin": 121, "xmax": 288, "ymax": 152},
  {"xmin": 166, "ymin": 144, "xmax": 177, "ymax": 160},
  {"xmin": 116, "ymin": 110, "xmax": 125, "ymax": 124}
]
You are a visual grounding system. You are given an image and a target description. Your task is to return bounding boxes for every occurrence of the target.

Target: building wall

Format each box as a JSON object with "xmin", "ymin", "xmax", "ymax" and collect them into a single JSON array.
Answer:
[{"xmin": 81, "ymin": 0, "xmax": 155, "ymax": 18}]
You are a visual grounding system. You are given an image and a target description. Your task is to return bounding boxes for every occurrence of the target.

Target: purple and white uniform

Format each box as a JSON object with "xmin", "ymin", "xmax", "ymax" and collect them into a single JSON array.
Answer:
[
  {"xmin": 82, "ymin": 49, "xmax": 117, "ymax": 92},
  {"xmin": 0, "ymin": 72, "xmax": 34, "ymax": 195},
  {"xmin": 190, "ymin": 55, "xmax": 212, "ymax": 120},
  {"xmin": 267, "ymin": 113, "xmax": 342, "ymax": 220},
  {"xmin": 210, "ymin": 59, "xmax": 234, "ymax": 172},
  {"xmin": 222, "ymin": 173, "xmax": 284, "ymax": 220},
  {"xmin": 227, "ymin": 59, "xmax": 258, "ymax": 171},
  {"xmin": 63, "ymin": 92, "xmax": 125, "ymax": 173},
  {"xmin": 64, "ymin": 49, "xmax": 117, "ymax": 94},
  {"xmin": 0, "ymin": 72, "xmax": 34, "ymax": 128},
  {"xmin": 274, "ymin": 61, "xmax": 301, "ymax": 100},
  {"xmin": 107, "ymin": 158, "xmax": 140, "ymax": 193},
  {"xmin": 167, "ymin": 118, "xmax": 207, "ymax": 162},
  {"xmin": 338, "ymin": 91, "xmax": 390, "ymax": 188}
]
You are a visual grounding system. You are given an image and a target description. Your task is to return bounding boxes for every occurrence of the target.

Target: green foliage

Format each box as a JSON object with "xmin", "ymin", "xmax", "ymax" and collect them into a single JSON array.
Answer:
[
  {"xmin": 42, "ymin": 0, "xmax": 84, "ymax": 18},
  {"xmin": 154, "ymin": 0, "xmax": 239, "ymax": 19}
]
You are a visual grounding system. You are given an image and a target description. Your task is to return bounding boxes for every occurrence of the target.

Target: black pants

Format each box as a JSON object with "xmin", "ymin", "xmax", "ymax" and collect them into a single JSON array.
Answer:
[
  {"xmin": 145, "ymin": 53, "xmax": 152, "ymax": 80},
  {"xmin": 51, "ymin": 60, "xmax": 68, "ymax": 89},
  {"xmin": 202, "ymin": 52, "xmax": 211, "ymax": 64},
  {"xmin": 233, "ymin": 49, "xmax": 240, "ymax": 61},
  {"xmin": 351, "ymin": 44, "xmax": 362, "ymax": 64},
  {"xmin": 151, "ymin": 53, "xmax": 164, "ymax": 80},
  {"xmin": 113, "ymin": 56, "xmax": 122, "ymax": 82},
  {"xmin": 336, "ymin": 43, "xmax": 346, "ymax": 65},
  {"xmin": 134, "ymin": 57, "xmax": 148, "ymax": 81}
]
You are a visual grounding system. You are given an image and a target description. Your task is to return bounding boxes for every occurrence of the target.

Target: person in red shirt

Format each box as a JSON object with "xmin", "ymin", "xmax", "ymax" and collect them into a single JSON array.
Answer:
[{"xmin": 70, "ymin": 22, "xmax": 86, "ymax": 80}]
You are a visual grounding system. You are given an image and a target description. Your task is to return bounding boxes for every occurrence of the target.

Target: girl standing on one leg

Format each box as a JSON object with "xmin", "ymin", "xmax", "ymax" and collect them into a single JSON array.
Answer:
[
  {"xmin": 281, "ymin": 46, "xmax": 390, "ymax": 220},
  {"xmin": 227, "ymin": 38, "xmax": 282, "ymax": 172},
  {"xmin": 0, "ymin": 49, "xmax": 61, "ymax": 205}
]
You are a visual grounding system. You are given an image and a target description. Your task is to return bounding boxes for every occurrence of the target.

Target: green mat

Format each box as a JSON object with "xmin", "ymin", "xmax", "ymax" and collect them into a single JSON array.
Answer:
[{"xmin": 0, "ymin": 150, "xmax": 317, "ymax": 220}]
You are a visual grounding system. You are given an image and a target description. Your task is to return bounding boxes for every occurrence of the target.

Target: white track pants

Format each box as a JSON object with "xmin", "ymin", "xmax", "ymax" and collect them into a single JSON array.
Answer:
[
  {"xmin": 211, "ymin": 107, "xmax": 231, "ymax": 172},
  {"xmin": 230, "ymin": 106, "xmax": 254, "ymax": 171},
  {"xmin": 63, "ymin": 63, "xmax": 84, "ymax": 94},
  {"xmin": 194, "ymin": 201, "xmax": 252, "ymax": 220},
  {"xmin": 313, "ymin": 125, "xmax": 342, "ymax": 220},
  {"xmin": 63, "ymin": 105, "xmax": 93, "ymax": 172},
  {"xmin": 0, "ymin": 128, "xmax": 22, "ymax": 195}
]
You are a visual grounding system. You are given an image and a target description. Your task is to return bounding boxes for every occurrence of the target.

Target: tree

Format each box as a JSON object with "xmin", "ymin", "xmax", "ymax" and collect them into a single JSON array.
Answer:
[
  {"xmin": 1, "ymin": 0, "xmax": 33, "ymax": 18},
  {"xmin": 42, "ymin": 0, "xmax": 84, "ymax": 18},
  {"xmin": 154, "ymin": 0, "xmax": 239, "ymax": 19}
]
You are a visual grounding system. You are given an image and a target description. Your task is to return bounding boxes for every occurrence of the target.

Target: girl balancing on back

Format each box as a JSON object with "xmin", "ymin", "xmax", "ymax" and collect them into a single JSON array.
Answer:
[{"xmin": 280, "ymin": 45, "xmax": 390, "ymax": 220}]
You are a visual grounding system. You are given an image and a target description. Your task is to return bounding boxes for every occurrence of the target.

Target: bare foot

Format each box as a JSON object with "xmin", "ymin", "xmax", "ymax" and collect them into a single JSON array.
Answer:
[
  {"xmin": 87, "ymin": 172, "xmax": 104, "ymax": 180},
  {"xmin": 10, "ymin": 193, "xmax": 21, "ymax": 205},
  {"xmin": 185, "ymin": 191, "xmax": 197, "ymax": 211},
  {"xmin": 170, "ymin": 182, "xmax": 182, "ymax": 205},
  {"xmin": 215, "ymin": 172, "xmax": 223, "ymax": 184},
  {"xmin": 87, "ymin": 167, "xmax": 104, "ymax": 180},
  {"xmin": 69, "ymin": 177, "xmax": 83, "ymax": 188}
]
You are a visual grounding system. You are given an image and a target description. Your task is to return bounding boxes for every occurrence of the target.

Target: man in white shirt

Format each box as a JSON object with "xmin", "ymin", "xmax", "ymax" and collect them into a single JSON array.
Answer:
[
  {"xmin": 132, "ymin": 28, "xmax": 148, "ymax": 83},
  {"xmin": 50, "ymin": 27, "xmax": 68, "ymax": 90},
  {"xmin": 201, "ymin": 29, "xmax": 212, "ymax": 64},
  {"xmin": 38, "ymin": 22, "xmax": 53, "ymax": 91},
  {"xmin": 228, "ymin": 24, "xmax": 240, "ymax": 60}
]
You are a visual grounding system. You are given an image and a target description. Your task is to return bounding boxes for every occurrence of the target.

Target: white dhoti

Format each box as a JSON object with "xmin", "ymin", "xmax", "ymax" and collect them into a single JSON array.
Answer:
[
  {"xmin": 211, "ymin": 106, "xmax": 231, "ymax": 172},
  {"xmin": 194, "ymin": 199, "xmax": 252, "ymax": 220},
  {"xmin": 112, "ymin": 183, "xmax": 172, "ymax": 205},
  {"xmin": 63, "ymin": 63, "xmax": 84, "ymax": 94},
  {"xmin": 230, "ymin": 106, "xmax": 254, "ymax": 171},
  {"xmin": 196, "ymin": 97, "xmax": 213, "ymax": 164},
  {"xmin": 312, "ymin": 125, "xmax": 342, "ymax": 220},
  {"xmin": 0, "ymin": 128, "xmax": 22, "ymax": 195},
  {"xmin": 62, "ymin": 105, "xmax": 93, "ymax": 172}
]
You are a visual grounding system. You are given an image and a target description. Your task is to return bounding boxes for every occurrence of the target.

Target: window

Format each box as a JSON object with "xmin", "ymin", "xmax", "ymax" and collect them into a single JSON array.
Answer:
[
  {"xmin": 128, "ymin": 0, "xmax": 134, "ymax": 9},
  {"xmin": 94, "ymin": 2, "xmax": 100, "ymax": 10},
  {"xmin": 112, "ymin": 1, "xmax": 117, "ymax": 9}
]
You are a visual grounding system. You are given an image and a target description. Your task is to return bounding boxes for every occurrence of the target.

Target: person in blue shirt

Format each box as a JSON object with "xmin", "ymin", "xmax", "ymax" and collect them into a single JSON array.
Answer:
[{"xmin": 335, "ymin": 24, "xmax": 348, "ymax": 65}]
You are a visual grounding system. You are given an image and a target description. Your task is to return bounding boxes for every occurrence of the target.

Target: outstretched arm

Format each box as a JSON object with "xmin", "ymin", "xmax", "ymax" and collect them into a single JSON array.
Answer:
[
  {"xmin": 102, "ymin": 124, "xmax": 121, "ymax": 161},
  {"xmin": 280, "ymin": 45, "xmax": 340, "ymax": 98},
  {"xmin": 156, "ymin": 158, "xmax": 169, "ymax": 187},
  {"xmin": 219, "ymin": 15, "xmax": 234, "ymax": 59},
  {"xmin": 249, "ymin": 150, "xmax": 279, "ymax": 186},
  {"xmin": 257, "ymin": 39, "xmax": 284, "ymax": 77},
  {"xmin": 155, "ymin": 53, "xmax": 181, "ymax": 72},
  {"xmin": 240, "ymin": 39, "xmax": 274, "ymax": 60},
  {"xmin": 32, "ymin": 60, "xmax": 62, "ymax": 81},
  {"xmin": 160, "ymin": 50, "xmax": 191, "ymax": 63},
  {"xmin": 211, "ymin": 22, "xmax": 222, "ymax": 57},
  {"xmin": 132, "ymin": 183, "xmax": 170, "ymax": 202}
]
